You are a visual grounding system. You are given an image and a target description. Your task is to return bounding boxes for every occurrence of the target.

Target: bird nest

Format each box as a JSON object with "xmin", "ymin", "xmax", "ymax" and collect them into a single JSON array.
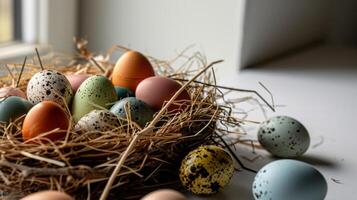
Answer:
[{"xmin": 0, "ymin": 39, "xmax": 273, "ymax": 200}]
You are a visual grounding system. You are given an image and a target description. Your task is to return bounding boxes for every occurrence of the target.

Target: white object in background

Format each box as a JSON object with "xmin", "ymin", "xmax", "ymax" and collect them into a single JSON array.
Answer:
[
  {"xmin": 22, "ymin": 0, "xmax": 77, "ymax": 53},
  {"xmin": 240, "ymin": 0, "xmax": 334, "ymax": 68}
]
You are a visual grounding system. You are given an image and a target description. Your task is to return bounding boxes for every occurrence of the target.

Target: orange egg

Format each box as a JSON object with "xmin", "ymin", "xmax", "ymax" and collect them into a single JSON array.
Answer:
[
  {"xmin": 22, "ymin": 101, "xmax": 69, "ymax": 142},
  {"xmin": 136, "ymin": 76, "xmax": 191, "ymax": 111},
  {"xmin": 112, "ymin": 51, "xmax": 155, "ymax": 92},
  {"xmin": 21, "ymin": 190, "xmax": 73, "ymax": 200}
]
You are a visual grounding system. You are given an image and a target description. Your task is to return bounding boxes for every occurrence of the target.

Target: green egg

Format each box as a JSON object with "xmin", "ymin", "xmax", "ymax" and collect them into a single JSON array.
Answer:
[
  {"xmin": 0, "ymin": 96, "xmax": 33, "ymax": 124},
  {"xmin": 110, "ymin": 97, "xmax": 154, "ymax": 127},
  {"xmin": 71, "ymin": 75, "xmax": 117, "ymax": 122},
  {"xmin": 179, "ymin": 145, "xmax": 234, "ymax": 195},
  {"xmin": 114, "ymin": 86, "xmax": 134, "ymax": 100}
]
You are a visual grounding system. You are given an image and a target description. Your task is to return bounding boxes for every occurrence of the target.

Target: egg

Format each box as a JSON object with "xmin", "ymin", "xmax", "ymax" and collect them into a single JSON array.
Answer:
[
  {"xmin": 75, "ymin": 109, "xmax": 124, "ymax": 133},
  {"xmin": 21, "ymin": 190, "xmax": 73, "ymax": 200},
  {"xmin": 112, "ymin": 51, "xmax": 155, "ymax": 92},
  {"xmin": 179, "ymin": 145, "xmax": 234, "ymax": 195},
  {"xmin": 252, "ymin": 159, "xmax": 327, "ymax": 200},
  {"xmin": 141, "ymin": 189, "xmax": 187, "ymax": 200},
  {"xmin": 110, "ymin": 97, "xmax": 154, "ymax": 127},
  {"xmin": 115, "ymin": 86, "xmax": 134, "ymax": 100},
  {"xmin": 27, "ymin": 70, "xmax": 73, "ymax": 107},
  {"xmin": 257, "ymin": 116, "xmax": 310, "ymax": 158},
  {"xmin": 66, "ymin": 74, "xmax": 90, "ymax": 93},
  {"xmin": 0, "ymin": 96, "xmax": 33, "ymax": 124},
  {"xmin": 22, "ymin": 101, "xmax": 69, "ymax": 142},
  {"xmin": 0, "ymin": 87, "xmax": 26, "ymax": 99},
  {"xmin": 71, "ymin": 75, "xmax": 117, "ymax": 122},
  {"xmin": 136, "ymin": 76, "xmax": 191, "ymax": 111}
]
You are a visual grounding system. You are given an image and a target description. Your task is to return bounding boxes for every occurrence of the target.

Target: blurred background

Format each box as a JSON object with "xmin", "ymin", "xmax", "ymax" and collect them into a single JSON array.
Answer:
[{"xmin": 0, "ymin": 1, "xmax": 356, "ymax": 199}]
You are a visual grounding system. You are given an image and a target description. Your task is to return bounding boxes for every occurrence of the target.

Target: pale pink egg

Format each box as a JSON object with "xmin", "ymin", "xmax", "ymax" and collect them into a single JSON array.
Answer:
[
  {"xmin": 0, "ymin": 87, "xmax": 26, "ymax": 99},
  {"xmin": 66, "ymin": 74, "xmax": 90, "ymax": 93}
]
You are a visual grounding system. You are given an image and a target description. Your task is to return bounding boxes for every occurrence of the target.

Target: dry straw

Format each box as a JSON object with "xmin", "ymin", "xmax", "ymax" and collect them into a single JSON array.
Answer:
[{"xmin": 0, "ymin": 39, "xmax": 273, "ymax": 200}]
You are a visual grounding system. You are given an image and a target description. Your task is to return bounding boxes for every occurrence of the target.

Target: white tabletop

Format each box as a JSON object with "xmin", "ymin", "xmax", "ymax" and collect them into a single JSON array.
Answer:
[{"xmin": 190, "ymin": 45, "xmax": 357, "ymax": 200}]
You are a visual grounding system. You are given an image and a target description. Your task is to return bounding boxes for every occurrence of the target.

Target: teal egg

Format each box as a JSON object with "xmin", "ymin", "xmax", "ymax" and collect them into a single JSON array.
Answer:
[
  {"xmin": 71, "ymin": 75, "xmax": 117, "ymax": 122},
  {"xmin": 253, "ymin": 160, "xmax": 327, "ymax": 200},
  {"xmin": 110, "ymin": 97, "xmax": 154, "ymax": 127},
  {"xmin": 0, "ymin": 96, "xmax": 33, "ymax": 124},
  {"xmin": 114, "ymin": 86, "xmax": 134, "ymax": 100}
]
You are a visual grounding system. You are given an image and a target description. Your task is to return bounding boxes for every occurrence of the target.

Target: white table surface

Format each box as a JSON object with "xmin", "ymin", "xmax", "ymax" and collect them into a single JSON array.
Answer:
[{"xmin": 190, "ymin": 45, "xmax": 357, "ymax": 200}]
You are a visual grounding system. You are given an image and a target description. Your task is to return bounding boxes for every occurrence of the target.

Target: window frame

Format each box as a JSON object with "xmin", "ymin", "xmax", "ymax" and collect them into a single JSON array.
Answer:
[{"xmin": 0, "ymin": 0, "xmax": 77, "ymax": 61}]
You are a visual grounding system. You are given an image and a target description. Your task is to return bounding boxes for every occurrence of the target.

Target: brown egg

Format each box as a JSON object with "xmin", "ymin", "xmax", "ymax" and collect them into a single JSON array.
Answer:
[
  {"xmin": 112, "ymin": 51, "xmax": 155, "ymax": 92},
  {"xmin": 66, "ymin": 74, "xmax": 90, "ymax": 92},
  {"xmin": 21, "ymin": 190, "xmax": 73, "ymax": 200},
  {"xmin": 22, "ymin": 101, "xmax": 69, "ymax": 142},
  {"xmin": 136, "ymin": 76, "xmax": 191, "ymax": 111},
  {"xmin": 0, "ymin": 87, "xmax": 26, "ymax": 99},
  {"xmin": 141, "ymin": 189, "xmax": 187, "ymax": 200}
]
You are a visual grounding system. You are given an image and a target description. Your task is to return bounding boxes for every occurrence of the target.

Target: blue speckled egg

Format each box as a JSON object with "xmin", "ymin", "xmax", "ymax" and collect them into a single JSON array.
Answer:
[
  {"xmin": 258, "ymin": 116, "xmax": 310, "ymax": 158},
  {"xmin": 0, "ymin": 96, "xmax": 33, "ymax": 124},
  {"xmin": 110, "ymin": 97, "xmax": 154, "ymax": 127},
  {"xmin": 252, "ymin": 159, "xmax": 327, "ymax": 200},
  {"xmin": 114, "ymin": 86, "xmax": 134, "ymax": 100}
]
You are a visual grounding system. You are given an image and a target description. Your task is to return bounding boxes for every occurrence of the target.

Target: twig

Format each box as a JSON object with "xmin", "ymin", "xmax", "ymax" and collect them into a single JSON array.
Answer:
[
  {"xmin": 0, "ymin": 160, "xmax": 102, "ymax": 178},
  {"xmin": 90, "ymin": 57, "xmax": 105, "ymax": 73},
  {"xmin": 16, "ymin": 56, "xmax": 27, "ymax": 88},
  {"xmin": 215, "ymin": 133, "xmax": 257, "ymax": 173},
  {"xmin": 20, "ymin": 151, "xmax": 66, "ymax": 167},
  {"xmin": 174, "ymin": 78, "xmax": 275, "ymax": 112},
  {"xmin": 35, "ymin": 48, "xmax": 44, "ymax": 70},
  {"xmin": 99, "ymin": 60, "xmax": 224, "ymax": 200}
]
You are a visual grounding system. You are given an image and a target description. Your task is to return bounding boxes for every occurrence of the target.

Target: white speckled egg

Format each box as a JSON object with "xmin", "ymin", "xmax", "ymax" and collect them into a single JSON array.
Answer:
[
  {"xmin": 75, "ymin": 109, "xmax": 124, "ymax": 133},
  {"xmin": 27, "ymin": 70, "xmax": 73, "ymax": 107},
  {"xmin": 258, "ymin": 116, "xmax": 310, "ymax": 158},
  {"xmin": 252, "ymin": 159, "xmax": 327, "ymax": 200}
]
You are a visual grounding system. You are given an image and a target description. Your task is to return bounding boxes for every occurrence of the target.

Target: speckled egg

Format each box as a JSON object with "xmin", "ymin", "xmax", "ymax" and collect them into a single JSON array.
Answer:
[
  {"xmin": 71, "ymin": 75, "xmax": 117, "ymax": 122},
  {"xmin": 75, "ymin": 109, "xmax": 124, "ymax": 133},
  {"xmin": 110, "ymin": 97, "xmax": 154, "ymax": 127},
  {"xmin": 115, "ymin": 86, "xmax": 134, "ymax": 100},
  {"xmin": 252, "ymin": 159, "xmax": 327, "ymax": 200},
  {"xmin": 258, "ymin": 116, "xmax": 310, "ymax": 158},
  {"xmin": 0, "ymin": 96, "xmax": 33, "ymax": 124},
  {"xmin": 179, "ymin": 145, "xmax": 234, "ymax": 195},
  {"xmin": 27, "ymin": 70, "xmax": 73, "ymax": 107}
]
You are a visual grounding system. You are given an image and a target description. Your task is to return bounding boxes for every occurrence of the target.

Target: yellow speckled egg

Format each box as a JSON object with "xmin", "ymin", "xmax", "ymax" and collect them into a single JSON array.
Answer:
[{"xmin": 179, "ymin": 145, "xmax": 234, "ymax": 195}]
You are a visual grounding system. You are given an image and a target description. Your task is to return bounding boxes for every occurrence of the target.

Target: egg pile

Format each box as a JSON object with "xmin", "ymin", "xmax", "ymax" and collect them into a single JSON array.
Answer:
[{"xmin": 0, "ymin": 50, "xmax": 191, "ymax": 143}]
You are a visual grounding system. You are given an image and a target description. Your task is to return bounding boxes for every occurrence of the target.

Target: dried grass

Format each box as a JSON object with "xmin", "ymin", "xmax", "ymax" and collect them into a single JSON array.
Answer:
[{"xmin": 0, "ymin": 39, "xmax": 273, "ymax": 200}]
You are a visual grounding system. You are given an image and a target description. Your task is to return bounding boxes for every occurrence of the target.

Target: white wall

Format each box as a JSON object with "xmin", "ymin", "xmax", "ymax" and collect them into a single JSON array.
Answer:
[
  {"xmin": 240, "ymin": 0, "xmax": 334, "ymax": 67},
  {"xmin": 79, "ymin": 0, "xmax": 245, "ymax": 83}
]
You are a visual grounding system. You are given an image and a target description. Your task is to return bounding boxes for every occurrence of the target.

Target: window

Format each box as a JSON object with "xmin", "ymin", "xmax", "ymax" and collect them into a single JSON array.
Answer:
[
  {"xmin": 0, "ymin": 0, "xmax": 77, "ymax": 60},
  {"xmin": 0, "ymin": 0, "xmax": 21, "ymax": 44}
]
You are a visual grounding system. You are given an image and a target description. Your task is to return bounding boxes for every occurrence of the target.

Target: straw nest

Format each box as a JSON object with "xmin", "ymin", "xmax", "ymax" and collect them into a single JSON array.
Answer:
[{"xmin": 0, "ymin": 39, "xmax": 273, "ymax": 200}]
